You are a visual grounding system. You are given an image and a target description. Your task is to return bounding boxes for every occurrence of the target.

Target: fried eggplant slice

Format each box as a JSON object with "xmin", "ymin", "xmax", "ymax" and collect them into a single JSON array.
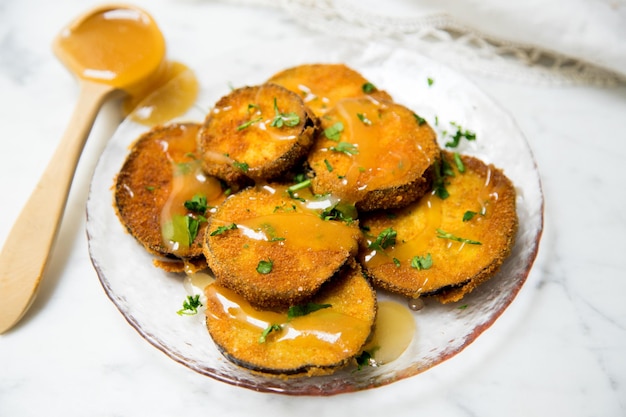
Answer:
[
  {"xmin": 203, "ymin": 184, "xmax": 361, "ymax": 309},
  {"xmin": 358, "ymin": 151, "xmax": 518, "ymax": 303},
  {"xmin": 205, "ymin": 260, "xmax": 377, "ymax": 377},
  {"xmin": 267, "ymin": 63, "xmax": 392, "ymax": 117},
  {"xmin": 114, "ymin": 123, "xmax": 226, "ymax": 268},
  {"xmin": 197, "ymin": 83, "xmax": 317, "ymax": 185},
  {"xmin": 307, "ymin": 96, "xmax": 440, "ymax": 212}
]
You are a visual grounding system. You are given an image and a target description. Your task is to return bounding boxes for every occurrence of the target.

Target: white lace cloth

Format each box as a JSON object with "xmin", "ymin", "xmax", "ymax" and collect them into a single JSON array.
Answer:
[{"xmin": 222, "ymin": 0, "xmax": 626, "ymax": 86}]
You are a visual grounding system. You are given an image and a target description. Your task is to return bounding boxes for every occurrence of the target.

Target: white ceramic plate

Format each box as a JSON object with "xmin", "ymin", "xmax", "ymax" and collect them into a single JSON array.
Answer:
[{"xmin": 86, "ymin": 38, "xmax": 543, "ymax": 395}]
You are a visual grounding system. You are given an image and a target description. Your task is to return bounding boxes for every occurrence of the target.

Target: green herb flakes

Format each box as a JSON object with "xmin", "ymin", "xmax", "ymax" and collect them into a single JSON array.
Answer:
[
  {"xmin": 256, "ymin": 259, "xmax": 274, "ymax": 274},
  {"xmin": 270, "ymin": 97, "xmax": 300, "ymax": 128},
  {"xmin": 330, "ymin": 141, "xmax": 359, "ymax": 155},
  {"xmin": 463, "ymin": 211, "xmax": 478, "ymax": 222},
  {"xmin": 287, "ymin": 303, "xmax": 331, "ymax": 320},
  {"xmin": 184, "ymin": 194, "xmax": 208, "ymax": 215},
  {"xmin": 411, "ymin": 253, "xmax": 433, "ymax": 270},
  {"xmin": 324, "ymin": 122, "xmax": 344, "ymax": 141},
  {"xmin": 210, "ymin": 223, "xmax": 238, "ymax": 236},
  {"xmin": 436, "ymin": 228, "xmax": 481, "ymax": 245},
  {"xmin": 237, "ymin": 116, "xmax": 263, "ymax": 131},
  {"xmin": 177, "ymin": 294, "xmax": 203, "ymax": 316},
  {"xmin": 258, "ymin": 323, "xmax": 282, "ymax": 343},
  {"xmin": 362, "ymin": 82, "xmax": 376, "ymax": 93},
  {"xmin": 368, "ymin": 227, "xmax": 397, "ymax": 251}
]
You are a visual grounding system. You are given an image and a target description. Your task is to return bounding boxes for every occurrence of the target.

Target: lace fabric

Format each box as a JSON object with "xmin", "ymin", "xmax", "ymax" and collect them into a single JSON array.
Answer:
[{"xmin": 221, "ymin": 0, "xmax": 626, "ymax": 86}]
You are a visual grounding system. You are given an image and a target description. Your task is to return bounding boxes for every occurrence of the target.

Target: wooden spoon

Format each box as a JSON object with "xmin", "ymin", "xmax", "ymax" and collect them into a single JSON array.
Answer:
[{"xmin": 0, "ymin": 5, "xmax": 166, "ymax": 333}]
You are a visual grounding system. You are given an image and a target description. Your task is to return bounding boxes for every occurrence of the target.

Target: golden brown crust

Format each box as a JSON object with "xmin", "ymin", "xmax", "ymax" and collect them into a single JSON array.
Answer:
[
  {"xmin": 203, "ymin": 184, "xmax": 362, "ymax": 309},
  {"xmin": 267, "ymin": 63, "xmax": 392, "ymax": 117},
  {"xmin": 358, "ymin": 151, "xmax": 518, "ymax": 302},
  {"xmin": 114, "ymin": 123, "xmax": 219, "ymax": 262},
  {"xmin": 197, "ymin": 83, "xmax": 318, "ymax": 185},
  {"xmin": 307, "ymin": 97, "xmax": 440, "ymax": 212},
  {"xmin": 205, "ymin": 260, "xmax": 377, "ymax": 377}
]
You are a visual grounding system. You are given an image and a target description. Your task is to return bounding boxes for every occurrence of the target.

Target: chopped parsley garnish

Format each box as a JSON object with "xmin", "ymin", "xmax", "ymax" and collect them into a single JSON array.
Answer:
[
  {"xmin": 411, "ymin": 253, "xmax": 433, "ymax": 270},
  {"xmin": 232, "ymin": 160, "xmax": 249, "ymax": 172},
  {"xmin": 427, "ymin": 77, "xmax": 434, "ymax": 87},
  {"xmin": 210, "ymin": 222, "xmax": 238, "ymax": 236},
  {"xmin": 357, "ymin": 113, "xmax": 372, "ymax": 126},
  {"xmin": 247, "ymin": 103, "xmax": 260, "ymax": 112},
  {"xmin": 177, "ymin": 294, "xmax": 203, "ymax": 316},
  {"xmin": 362, "ymin": 82, "xmax": 376, "ymax": 93},
  {"xmin": 445, "ymin": 122, "xmax": 477, "ymax": 148},
  {"xmin": 453, "ymin": 152, "xmax": 465, "ymax": 173},
  {"xmin": 324, "ymin": 159, "xmax": 333, "ymax": 172},
  {"xmin": 186, "ymin": 215, "xmax": 206, "ymax": 244},
  {"xmin": 463, "ymin": 211, "xmax": 478, "ymax": 222},
  {"xmin": 324, "ymin": 122, "xmax": 344, "ymax": 141},
  {"xmin": 256, "ymin": 259, "xmax": 274, "ymax": 274},
  {"xmin": 184, "ymin": 194, "xmax": 208, "ymax": 215},
  {"xmin": 259, "ymin": 223, "xmax": 285, "ymax": 242},
  {"xmin": 355, "ymin": 350, "xmax": 374, "ymax": 370},
  {"xmin": 258, "ymin": 323, "xmax": 282, "ymax": 343},
  {"xmin": 319, "ymin": 201, "xmax": 357, "ymax": 223},
  {"xmin": 458, "ymin": 304, "xmax": 468, "ymax": 310},
  {"xmin": 413, "ymin": 113, "xmax": 426, "ymax": 126},
  {"xmin": 287, "ymin": 303, "xmax": 332, "ymax": 320},
  {"xmin": 330, "ymin": 141, "xmax": 359, "ymax": 155},
  {"xmin": 237, "ymin": 116, "xmax": 263, "ymax": 131},
  {"xmin": 433, "ymin": 157, "xmax": 453, "ymax": 199},
  {"xmin": 436, "ymin": 228, "xmax": 481, "ymax": 245},
  {"xmin": 287, "ymin": 179, "xmax": 311, "ymax": 193},
  {"xmin": 270, "ymin": 97, "xmax": 300, "ymax": 128},
  {"xmin": 145, "ymin": 186, "xmax": 155, "ymax": 192},
  {"xmin": 368, "ymin": 227, "xmax": 397, "ymax": 251},
  {"xmin": 393, "ymin": 257, "xmax": 401, "ymax": 267},
  {"xmin": 164, "ymin": 214, "xmax": 206, "ymax": 247}
]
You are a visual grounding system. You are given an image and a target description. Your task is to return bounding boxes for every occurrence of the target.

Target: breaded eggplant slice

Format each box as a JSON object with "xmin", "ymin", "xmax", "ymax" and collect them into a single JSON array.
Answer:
[
  {"xmin": 205, "ymin": 260, "xmax": 377, "ymax": 377},
  {"xmin": 308, "ymin": 96, "xmax": 440, "ymax": 212},
  {"xmin": 197, "ymin": 83, "xmax": 317, "ymax": 185},
  {"xmin": 203, "ymin": 184, "xmax": 361, "ymax": 309},
  {"xmin": 114, "ymin": 123, "xmax": 226, "ymax": 269},
  {"xmin": 267, "ymin": 63, "xmax": 392, "ymax": 117},
  {"xmin": 358, "ymin": 151, "xmax": 518, "ymax": 303}
]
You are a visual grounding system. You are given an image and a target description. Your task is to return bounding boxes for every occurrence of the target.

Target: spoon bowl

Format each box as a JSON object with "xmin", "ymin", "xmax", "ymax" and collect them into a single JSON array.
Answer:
[{"xmin": 0, "ymin": 4, "xmax": 166, "ymax": 334}]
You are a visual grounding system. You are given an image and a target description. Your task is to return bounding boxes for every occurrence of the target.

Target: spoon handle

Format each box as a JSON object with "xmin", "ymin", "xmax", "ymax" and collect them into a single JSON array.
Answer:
[{"xmin": 0, "ymin": 80, "xmax": 115, "ymax": 334}]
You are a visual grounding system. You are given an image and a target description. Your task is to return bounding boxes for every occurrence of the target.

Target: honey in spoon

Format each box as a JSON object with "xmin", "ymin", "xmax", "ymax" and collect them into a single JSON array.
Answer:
[
  {"xmin": 55, "ymin": 5, "xmax": 199, "ymax": 126},
  {"xmin": 0, "ymin": 5, "xmax": 169, "ymax": 334}
]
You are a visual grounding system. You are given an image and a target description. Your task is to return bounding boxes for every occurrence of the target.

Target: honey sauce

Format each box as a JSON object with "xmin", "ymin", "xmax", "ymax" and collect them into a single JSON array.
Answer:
[
  {"xmin": 363, "ymin": 300, "xmax": 416, "ymax": 364},
  {"xmin": 236, "ymin": 212, "xmax": 358, "ymax": 253},
  {"xmin": 363, "ymin": 164, "xmax": 504, "ymax": 270},
  {"xmin": 158, "ymin": 124, "xmax": 226, "ymax": 255},
  {"xmin": 54, "ymin": 6, "xmax": 198, "ymax": 127},
  {"xmin": 206, "ymin": 283, "xmax": 371, "ymax": 353},
  {"xmin": 322, "ymin": 97, "xmax": 427, "ymax": 203},
  {"xmin": 124, "ymin": 61, "xmax": 199, "ymax": 126},
  {"xmin": 54, "ymin": 7, "xmax": 166, "ymax": 91}
]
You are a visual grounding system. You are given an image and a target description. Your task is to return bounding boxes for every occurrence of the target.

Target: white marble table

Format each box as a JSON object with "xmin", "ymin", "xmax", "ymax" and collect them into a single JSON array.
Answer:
[{"xmin": 1, "ymin": 1, "xmax": 624, "ymax": 415}]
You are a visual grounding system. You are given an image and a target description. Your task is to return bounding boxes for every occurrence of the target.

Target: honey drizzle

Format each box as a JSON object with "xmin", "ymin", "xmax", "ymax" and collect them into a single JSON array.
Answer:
[
  {"xmin": 158, "ymin": 125, "xmax": 226, "ymax": 255},
  {"xmin": 206, "ymin": 284, "xmax": 370, "ymax": 351},
  {"xmin": 363, "ymin": 165, "xmax": 503, "ymax": 269}
]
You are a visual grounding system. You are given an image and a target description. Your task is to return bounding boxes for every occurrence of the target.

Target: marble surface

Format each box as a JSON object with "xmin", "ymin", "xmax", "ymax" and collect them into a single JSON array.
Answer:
[{"xmin": 0, "ymin": 0, "xmax": 625, "ymax": 415}]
